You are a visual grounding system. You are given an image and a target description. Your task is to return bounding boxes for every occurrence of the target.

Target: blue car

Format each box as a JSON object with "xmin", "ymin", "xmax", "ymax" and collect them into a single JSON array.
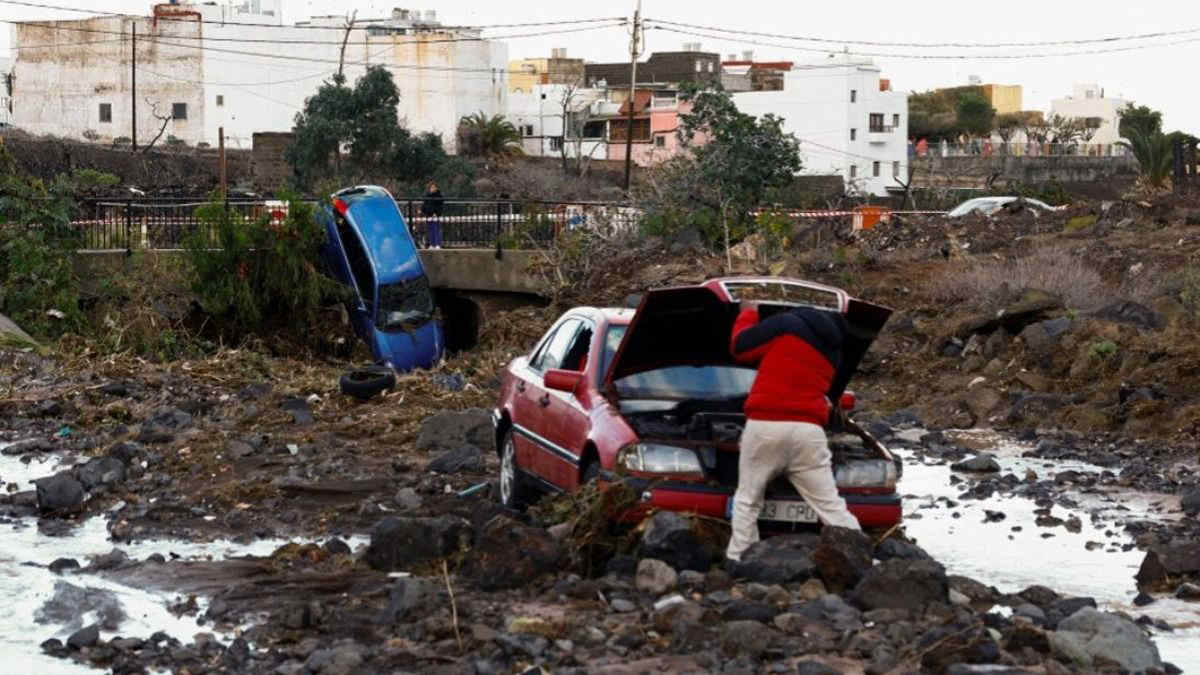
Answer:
[{"xmin": 317, "ymin": 186, "xmax": 443, "ymax": 371}]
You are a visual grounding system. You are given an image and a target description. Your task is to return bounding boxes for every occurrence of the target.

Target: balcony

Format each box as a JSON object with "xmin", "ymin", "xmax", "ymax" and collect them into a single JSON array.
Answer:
[{"xmin": 868, "ymin": 125, "xmax": 895, "ymax": 143}]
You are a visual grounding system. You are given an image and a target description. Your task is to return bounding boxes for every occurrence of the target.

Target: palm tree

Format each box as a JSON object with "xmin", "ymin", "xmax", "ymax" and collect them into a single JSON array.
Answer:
[
  {"xmin": 457, "ymin": 112, "xmax": 523, "ymax": 157},
  {"xmin": 1119, "ymin": 128, "xmax": 1173, "ymax": 189}
]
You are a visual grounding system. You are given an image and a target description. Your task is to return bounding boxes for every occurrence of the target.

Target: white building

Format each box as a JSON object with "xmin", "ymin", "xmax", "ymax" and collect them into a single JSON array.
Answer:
[
  {"xmin": 9, "ymin": 2, "xmax": 507, "ymax": 152},
  {"xmin": 1049, "ymin": 83, "xmax": 1128, "ymax": 146},
  {"xmin": 734, "ymin": 55, "xmax": 908, "ymax": 197},
  {"xmin": 507, "ymin": 83, "xmax": 606, "ymax": 159}
]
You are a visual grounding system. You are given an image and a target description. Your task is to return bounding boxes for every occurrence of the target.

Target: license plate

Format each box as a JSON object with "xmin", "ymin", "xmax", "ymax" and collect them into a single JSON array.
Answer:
[{"xmin": 759, "ymin": 499, "xmax": 818, "ymax": 523}]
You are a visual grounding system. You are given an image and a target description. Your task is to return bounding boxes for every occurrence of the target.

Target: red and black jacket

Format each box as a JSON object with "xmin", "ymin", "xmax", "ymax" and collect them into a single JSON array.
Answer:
[{"xmin": 730, "ymin": 305, "xmax": 846, "ymax": 425}]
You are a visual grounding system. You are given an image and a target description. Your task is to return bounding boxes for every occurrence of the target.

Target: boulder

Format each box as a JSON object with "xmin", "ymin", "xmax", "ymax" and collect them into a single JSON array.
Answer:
[
  {"xmin": 364, "ymin": 515, "xmax": 472, "ymax": 571},
  {"xmin": 0, "ymin": 312, "xmax": 36, "ymax": 345},
  {"xmin": 1052, "ymin": 607, "xmax": 1162, "ymax": 673},
  {"xmin": 875, "ymin": 538, "xmax": 935, "ymax": 562},
  {"xmin": 1091, "ymin": 301, "xmax": 1163, "ymax": 331},
  {"xmin": 66, "ymin": 624, "xmax": 100, "ymax": 650},
  {"xmin": 1020, "ymin": 317, "xmax": 1072, "ymax": 353},
  {"xmin": 951, "ymin": 454, "xmax": 1001, "ymax": 473},
  {"xmin": 459, "ymin": 515, "xmax": 562, "ymax": 591},
  {"xmin": 35, "ymin": 474, "xmax": 84, "ymax": 512},
  {"xmin": 1136, "ymin": 543, "xmax": 1200, "ymax": 588},
  {"xmin": 851, "ymin": 558, "xmax": 948, "ymax": 611},
  {"xmin": 136, "ymin": 407, "xmax": 193, "ymax": 444},
  {"xmin": 719, "ymin": 620, "xmax": 774, "ymax": 657},
  {"xmin": 793, "ymin": 593, "xmax": 863, "ymax": 632},
  {"xmin": 415, "ymin": 409, "xmax": 493, "ymax": 454},
  {"xmin": 381, "ymin": 578, "xmax": 437, "ymax": 623},
  {"xmin": 963, "ymin": 386, "xmax": 1003, "ymax": 422},
  {"xmin": 638, "ymin": 511, "xmax": 713, "ymax": 572},
  {"xmin": 811, "ymin": 526, "xmax": 873, "ymax": 593},
  {"xmin": 635, "ymin": 559, "xmax": 678, "ymax": 596},
  {"xmin": 731, "ymin": 534, "xmax": 818, "ymax": 584},
  {"xmin": 1180, "ymin": 488, "xmax": 1200, "ymax": 514},
  {"xmin": 75, "ymin": 457, "xmax": 126, "ymax": 491},
  {"xmin": 425, "ymin": 447, "xmax": 484, "ymax": 474},
  {"xmin": 952, "ymin": 292, "xmax": 1063, "ymax": 339}
]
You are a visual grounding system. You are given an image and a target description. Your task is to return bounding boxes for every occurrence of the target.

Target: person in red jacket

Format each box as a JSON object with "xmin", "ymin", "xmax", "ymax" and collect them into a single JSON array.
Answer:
[{"xmin": 726, "ymin": 302, "xmax": 861, "ymax": 563}]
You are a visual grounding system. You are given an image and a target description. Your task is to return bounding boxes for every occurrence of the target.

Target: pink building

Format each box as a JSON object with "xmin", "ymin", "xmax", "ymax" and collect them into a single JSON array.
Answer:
[{"xmin": 598, "ymin": 88, "xmax": 699, "ymax": 167}]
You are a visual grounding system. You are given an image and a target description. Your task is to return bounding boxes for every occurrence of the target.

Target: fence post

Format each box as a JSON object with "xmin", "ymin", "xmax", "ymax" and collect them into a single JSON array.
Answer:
[
  {"xmin": 124, "ymin": 199, "xmax": 132, "ymax": 254},
  {"xmin": 1174, "ymin": 140, "xmax": 1184, "ymax": 195},
  {"xmin": 495, "ymin": 201, "xmax": 503, "ymax": 248}
]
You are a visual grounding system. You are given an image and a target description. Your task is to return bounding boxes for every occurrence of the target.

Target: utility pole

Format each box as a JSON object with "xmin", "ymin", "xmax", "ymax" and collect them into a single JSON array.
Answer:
[
  {"xmin": 622, "ymin": 0, "xmax": 642, "ymax": 191},
  {"xmin": 219, "ymin": 127, "xmax": 227, "ymax": 204},
  {"xmin": 131, "ymin": 22, "xmax": 137, "ymax": 151}
]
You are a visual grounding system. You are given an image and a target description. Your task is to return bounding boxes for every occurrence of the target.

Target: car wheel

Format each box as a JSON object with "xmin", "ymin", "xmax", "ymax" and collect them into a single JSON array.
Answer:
[
  {"xmin": 499, "ymin": 431, "xmax": 535, "ymax": 509},
  {"xmin": 339, "ymin": 365, "xmax": 396, "ymax": 400},
  {"xmin": 581, "ymin": 460, "xmax": 601, "ymax": 485}
]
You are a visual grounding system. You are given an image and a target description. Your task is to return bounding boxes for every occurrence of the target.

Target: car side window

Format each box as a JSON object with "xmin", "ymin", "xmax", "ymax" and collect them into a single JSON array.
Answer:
[
  {"xmin": 532, "ymin": 319, "xmax": 580, "ymax": 372},
  {"xmin": 337, "ymin": 213, "xmax": 375, "ymax": 305},
  {"xmin": 561, "ymin": 325, "xmax": 593, "ymax": 372}
]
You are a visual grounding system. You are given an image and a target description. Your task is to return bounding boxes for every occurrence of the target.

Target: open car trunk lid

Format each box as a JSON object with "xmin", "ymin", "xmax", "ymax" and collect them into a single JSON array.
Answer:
[{"xmin": 603, "ymin": 283, "xmax": 892, "ymax": 403}]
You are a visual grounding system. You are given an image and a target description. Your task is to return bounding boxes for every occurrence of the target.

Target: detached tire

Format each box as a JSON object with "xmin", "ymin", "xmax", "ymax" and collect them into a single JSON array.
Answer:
[{"xmin": 339, "ymin": 365, "xmax": 396, "ymax": 400}]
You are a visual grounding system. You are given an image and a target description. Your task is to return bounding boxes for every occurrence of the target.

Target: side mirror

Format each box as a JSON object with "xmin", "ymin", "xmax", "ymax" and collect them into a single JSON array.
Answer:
[{"xmin": 544, "ymin": 368, "xmax": 584, "ymax": 394}]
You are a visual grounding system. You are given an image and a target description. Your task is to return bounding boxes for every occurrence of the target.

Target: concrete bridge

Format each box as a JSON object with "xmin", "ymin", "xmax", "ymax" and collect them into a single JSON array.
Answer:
[{"xmin": 421, "ymin": 248, "xmax": 543, "ymax": 296}]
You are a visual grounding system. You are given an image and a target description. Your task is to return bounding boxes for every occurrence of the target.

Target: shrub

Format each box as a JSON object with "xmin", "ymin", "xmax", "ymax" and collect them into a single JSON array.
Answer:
[
  {"xmin": 1090, "ymin": 340, "xmax": 1118, "ymax": 357},
  {"xmin": 927, "ymin": 245, "xmax": 1107, "ymax": 309},
  {"xmin": 183, "ymin": 192, "xmax": 344, "ymax": 338}
]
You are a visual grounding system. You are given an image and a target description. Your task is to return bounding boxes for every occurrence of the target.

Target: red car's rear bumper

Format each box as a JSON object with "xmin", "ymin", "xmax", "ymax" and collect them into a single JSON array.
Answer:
[{"xmin": 621, "ymin": 479, "xmax": 902, "ymax": 529}]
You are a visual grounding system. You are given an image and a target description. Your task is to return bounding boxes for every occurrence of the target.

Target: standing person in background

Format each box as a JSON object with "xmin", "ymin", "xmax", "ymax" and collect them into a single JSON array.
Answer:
[
  {"xmin": 421, "ymin": 181, "xmax": 445, "ymax": 249},
  {"xmin": 725, "ymin": 302, "xmax": 861, "ymax": 564}
]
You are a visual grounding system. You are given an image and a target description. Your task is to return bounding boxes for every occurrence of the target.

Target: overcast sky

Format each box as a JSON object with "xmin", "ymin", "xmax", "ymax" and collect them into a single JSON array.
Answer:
[{"xmin": 3, "ymin": 0, "xmax": 1196, "ymax": 131}]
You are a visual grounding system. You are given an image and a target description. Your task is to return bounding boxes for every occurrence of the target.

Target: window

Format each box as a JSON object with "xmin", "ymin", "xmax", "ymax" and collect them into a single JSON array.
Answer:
[
  {"xmin": 335, "ymin": 213, "xmax": 375, "ymax": 304},
  {"xmin": 521, "ymin": 124, "xmax": 534, "ymax": 136},
  {"xmin": 549, "ymin": 136, "xmax": 563, "ymax": 151},
  {"xmin": 873, "ymin": 161, "xmax": 881, "ymax": 177},
  {"xmin": 707, "ymin": 61, "xmax": 714, "ymax": 72},
  {"xmin": 216, "ymin": 95, "xmax": 224, "ymax": 107},
  {"xmin": 849, "ymin": 165, "xmax": 857, "ymax": 178},
  {"xmin": 98, "ymin": 103, "xmax": 112, "ymax": 123},
  {"xmin": 172, "ymin": 103, "xmax": 188, "ymax": 120},
  {"xmin": 532, "ymin": 319, "xmax": 582, "ymax": 372},
  {"xmin": 654, "ymin": 135, "xmax": 665, "ymax": 147},
  {"xmin": 850, "ymin": 89, "xmax": 857, "ymax": 103},
  {"xmin": 893, "ymin": 161, "xmax": 900, "ymax": 178},
  {"xmin": 869, "ymin": 113, "xmax": 885, "ymax": 132},
  {"xmin": 695, "ymin": 60, "xmax": 703, "ymax": 72},
  {"xmin": 850, "ymin": 128, "xmax": 857, "ymax": 141},
  {"xmin": 892, "ymin": 113, "xmax": 900, "ymax": 128},
  {"xmin": 582, "ymin": 120, "xmax": 606, "ymax": 139}
]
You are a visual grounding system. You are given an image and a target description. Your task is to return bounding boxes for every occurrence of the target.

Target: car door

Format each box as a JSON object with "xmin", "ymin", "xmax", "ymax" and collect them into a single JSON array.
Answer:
[
  {"xmin": 518, "ymin": 318, "xmax": 582, "ymax": 481},
  {"xmin": 512, "ymin": 318, "xmax": 580, "ymax": 483},
  {"xmin": 337, "ymin": 215, "xmax": 377, "ymax": 346},
  {"xmin": 538, "ymin": 320, "xmax": 595, "ymax": 489}
]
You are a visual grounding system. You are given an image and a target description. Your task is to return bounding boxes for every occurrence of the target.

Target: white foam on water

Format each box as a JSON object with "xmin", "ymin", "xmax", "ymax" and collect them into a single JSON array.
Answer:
[{"xmin": 897, "ymin": 431, "xmax": 1200, "ymax": 672}]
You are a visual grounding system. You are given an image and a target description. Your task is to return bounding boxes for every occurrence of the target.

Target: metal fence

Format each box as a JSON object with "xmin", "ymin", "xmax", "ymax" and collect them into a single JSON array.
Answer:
[
  {"xmin": 1175, "ymin": 140, "xmax": 1199, "ymax": 194},
  {"xmin": 72, "ymin": 198, "xmax": 643, "ymax": 251},
  {"xmin": 912, "ymin": 141, "xmax": 1132, "ymax": 159}
]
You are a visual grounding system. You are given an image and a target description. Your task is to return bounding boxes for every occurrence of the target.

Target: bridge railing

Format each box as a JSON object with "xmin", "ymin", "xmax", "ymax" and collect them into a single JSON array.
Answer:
[{"xmin": 72, "ymin": 197, "xmax": 643, "ymax": 251}]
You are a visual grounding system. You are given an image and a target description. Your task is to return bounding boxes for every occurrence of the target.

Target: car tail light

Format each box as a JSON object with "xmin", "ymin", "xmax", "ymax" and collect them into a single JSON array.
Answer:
[
  {"xmin": 840, "ymin": 391, "xmax": 856, "ymax": 411},
  {"xmin": 333, "ymin": 198, "xmax": 349, "ymax": 215}
]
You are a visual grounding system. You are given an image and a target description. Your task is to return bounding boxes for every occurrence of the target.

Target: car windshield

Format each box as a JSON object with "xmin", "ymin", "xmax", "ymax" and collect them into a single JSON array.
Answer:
[
  {"xmin": 376, "ymin": 275, "xmax": 434, "ymax": 330},
  {"xmin": 613, "ymin": 364, "xmax": 756, "ymax": 400}
]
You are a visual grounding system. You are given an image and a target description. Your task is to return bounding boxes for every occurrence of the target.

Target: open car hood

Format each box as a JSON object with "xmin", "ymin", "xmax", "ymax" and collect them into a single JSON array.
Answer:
[{"xmin": 604, "ymin": 284, "xmax": 892, "ymax": 402}]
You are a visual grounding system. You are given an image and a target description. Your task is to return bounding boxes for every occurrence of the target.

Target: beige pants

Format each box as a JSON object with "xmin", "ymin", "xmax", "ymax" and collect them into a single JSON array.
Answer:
[{"xmin": 726, "ymin": 419, "xmax": 860, "ymax": 561}]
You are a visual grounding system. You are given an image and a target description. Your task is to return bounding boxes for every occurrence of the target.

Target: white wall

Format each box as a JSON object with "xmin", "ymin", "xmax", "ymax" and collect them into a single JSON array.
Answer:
[
  {"xmin": 1050, "ymin": 84, "xmax": 1127, "ymax": 146},
  {"xmin": 734, "ymin": 57, "xmax": 908, "ymax": 197},
  {"xmin": 12, "ymin": 5, "xmax": 508, "ymax": 152},
  {"xmin": 508, "ymin": 83, "xmax": 606, "ymax": 157}
]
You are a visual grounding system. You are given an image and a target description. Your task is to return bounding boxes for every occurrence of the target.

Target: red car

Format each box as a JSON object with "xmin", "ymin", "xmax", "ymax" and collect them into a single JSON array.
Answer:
[{"xmin": 492, "ymin": 277, "xmax": 902, "ymax": 530}]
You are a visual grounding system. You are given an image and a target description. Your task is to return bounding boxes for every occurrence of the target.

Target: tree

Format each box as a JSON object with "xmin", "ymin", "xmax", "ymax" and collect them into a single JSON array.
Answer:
[
  {"xmin": 1118, "ymin": 103, "xmax": 1163, "ymax": 140},
  {"xmin": 1046, "ymin": 114, "xmax": 1087, "ymax": 153},
  {"xmin": 457, "ymin": 112, "xmax": 523, "ymax": 157},
  {"xmin": 1119, "ymin": 128, "xmax": 1173, "ymax": 189},
  {"xmin": 287, "ymin": 67, "xmax": 450, "ymax": 189},
  {"xmin": 638, "ymin": 84, "xmax": 802, "ymax": 257},
  {"xmin": 955, "ymin": 92, "xmax": 995, "ymax": 138},
  {"xmin": 994, "ymin": 112, "xmax": 1024, "ymax": 150}
]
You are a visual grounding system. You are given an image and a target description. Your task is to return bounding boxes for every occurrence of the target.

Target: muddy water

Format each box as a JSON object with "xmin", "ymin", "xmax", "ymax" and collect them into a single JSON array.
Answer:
[
  {"xmin": 894, "ymin": 429, "xmax": 1200, "ymax": 672},
  {"xmin": 0, "ymin": 440, "xmax": 362, "ymax": 673}
]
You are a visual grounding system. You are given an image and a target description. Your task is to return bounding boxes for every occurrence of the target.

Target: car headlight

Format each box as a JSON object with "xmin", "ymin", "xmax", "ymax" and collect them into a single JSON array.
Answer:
[{"xmin": 617, "ymin": 443, "xmax": 704, "ymax": 474}]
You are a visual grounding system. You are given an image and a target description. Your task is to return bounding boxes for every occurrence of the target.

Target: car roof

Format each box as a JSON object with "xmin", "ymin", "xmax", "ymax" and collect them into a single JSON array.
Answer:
[
  {"xmin": 334, "ymin": 186, "xmax": 423, "ymax": 285},
  {"xmin": 560, "ymin": 306, "xmax": 634, "ymax": 325}
]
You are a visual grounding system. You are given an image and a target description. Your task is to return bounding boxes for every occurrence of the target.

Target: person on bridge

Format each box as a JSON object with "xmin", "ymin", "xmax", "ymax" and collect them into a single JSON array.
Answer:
[
  {"xmin": 725, "ymin": 302, "xmax": 861, "ymax": 564},
  {"xmin": 421, "ymin": 181, "xmax": 445, "ymax": 249}
]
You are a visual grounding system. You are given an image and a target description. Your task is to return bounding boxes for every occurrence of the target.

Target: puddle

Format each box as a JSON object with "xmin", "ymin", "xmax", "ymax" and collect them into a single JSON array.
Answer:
[
  {"xmin": 896, "ymin": 430, "xmax": 1200, "ymax": 672},
  {"xmin": 0, "ymin": 437, "xmax": 371, "ymax": 672}
]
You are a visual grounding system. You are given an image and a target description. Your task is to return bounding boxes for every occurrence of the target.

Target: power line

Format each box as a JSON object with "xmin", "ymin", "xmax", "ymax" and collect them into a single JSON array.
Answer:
[
  {"xmin": 5, "ymin": 17, "xmax": 627, "ymax": 47},
  {"xmin": 0, "ymin": 0, "xmax": 625, "ymax": 33},
  {"xmin": 648, "ymin": 24, "xmax": 1200, "ymax": 60},
  {"xmin": 646, "ymin": 17, "xmax": 1200, "ymax": 49}
]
